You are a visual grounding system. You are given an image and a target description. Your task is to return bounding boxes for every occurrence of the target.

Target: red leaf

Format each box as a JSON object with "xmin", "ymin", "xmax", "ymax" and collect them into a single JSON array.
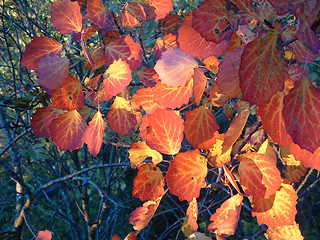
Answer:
[
  {"xmin": 124, "ymin": 35, "xmax": 143, "ymax": 70},
  {"xmin": 231, "ymin": 0, "xmax": 256, "ymax": 16},
  {"xmin": 49, "ymin": 110, "xmax": 86, "ymax": 151},
  {"xmin": 216, "ymin": 48, "xmax": 243, "ymax": 98},
  {"xmin": 184, "ymin": 106, "xmax": 220, "ymax": 149},
  {"xmin": 193, "ymin": 68, "xmax": 207, "ymax": 106},
  {"xmin": 132, "ymin": 162, "xmax": 164, "ymax": 201},
  {"xmin": 283, "ymin": 75, "xmax": 320, "ymax": 153},
  {"xmin": 268, "ymin": 0, "xmax": 302, "ymax": 15},
  {"xmin": 258, "ymin": 91, "xmax": 293, "ymax": 148},
  {"xmin": 154, "ymin": 49, "xmax": 197, "ymax": 88},
  {"xmin": 128, "ymin": 141, "xmax": 163, "ymax": 168},
  {"xmin": 152, "ymin": 79, "xmax": 193, "ymax": 109},
  {"xmin": 252, "ymin": 181, "xmax": 298, "ymax": 227},
  {"xmin": 192, "ymin": 0, "xmax": 240, "ymax": 43},
  {"xmin": 87, "ymin": 0, "xmax": 113, "ymax": 29},
  {"xmin": 21, "ymin": 36, "xmax": 63, "ymax": 70},
  {"xmin": 35, "ymin": 230, "xmax": 52, "ymax": 240},
  {"xmin": 103, "ymin": 59, "xmax": 132, "ymax": 96},
  {"xmin": 140, "ymin": 109, "xmax": 184, "ymax": 155},
  {"xmin": 37, "ymin": 55, "xmax": 69, "ymax": 92},
  {"xmin": 51, "ymin": 0, "xmax": 82, "ymax": 34},
  {"xmin": 208, "ymin": 194, "xmax": 243, "ymax": 236},
  {"xmin": 131, "ymin": 87, "xmax": 162, "ymax": 115},
  {"xmin": 129, "ymin": 196, "xmax": 162, "ymax": 230},
  {"xmin": 239, "ymin": 152, "xmax": 282, "ymax": 199},
  {"xmin": 144, "ymin": 0, "xmax": 173, "ymax": 20},
  {"xmin": 43, "ymin": 105, "xmax": 65, "ymax": 135},
  {"xmin": 165, "ymin": 149, "xmax": 207, "ymax": 202},
  {"xmin": 107, "ymin": 97, "xmax": 138, "ymax": 135},
  {"xmin": 121, "ymin": 2, "xmax": 146, "ymax": 28},
  {"xmin": 31, "ymin": 107, "xmax": 50, "ymax": 138},
  {"xmin": 178, "ymin": 13, "xmax": 229, "ymax": 59},
  {"xmin": 51, "ymin": 74, "xmax": 84, "ymax": 111},
  {"xmin": 159, "ymin": 13, "xmax": 182, "ymax": 34},
  {"xmin": 84, "ymin": 110, "xmax": 105, "ymax": 156},
  {"xmin": 239, "ymin": 29, "xmax": 288, "ymax": 106},
  {"xmin": 136, "ymin": 67, "xmax": 159, "ymax": 87}
]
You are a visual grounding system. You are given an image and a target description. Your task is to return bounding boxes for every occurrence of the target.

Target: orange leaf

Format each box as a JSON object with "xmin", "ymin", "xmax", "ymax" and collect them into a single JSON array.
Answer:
[
  {"xmin": 186, "ymin": 197, "xmax": 198, "ymax": 231},
  {"xmin": 258, "ymin": 91, "xmax": 293, "ymax": 148},
  {"xmin": 87, "ymin": 0, "xmax": 112, "ymax": 29},
  {"xmin": 129, "ymin": 196, "xmax": 162, "ymax": 230},
  {"xmin": 288, "ymin": 143, "xmax": 313, "ymax": 169},
  {"xmin": 144, "ymin": 0, "xmax": 173, "ymax": 20},
  {"xmin": 37, "ymin": 56, "xmax": 69, "ymax": 92},
  {"xmin": 208, "ymin": 194, "xmax": 243, "ymax": 236},
  {"xmin": 239, "ymin": 29, "xmax": 288, "ymax": 106},
  {"xmin": 107, "ymin": 97, "xmax": 138, "ymax": 135},
  {"xmin": 203, "ymin": 56, "xmax": 220, "ymax": 74},
  {"xmin": 140, "ymin": 108, "xmax": 184, "ymax": 155},
  {"xmin": 128, "ymin": 141, "xmax": 163, "ymax": 168},
  {"xmin": 35, "ymin": 230, "xmax": 52, "ymax": 240},
  {"xmin": 312, "ymin": 147, "xmax": 320, "ymax": 171},
  {"xmin": 153, "ymin": 79, "xmax": 193, "ymax": 110},
  {"xmin": 239, "ymin": 152, "xmax": 282, "ymax": 199},
  {"xmin": 165, "ymin": 149, "xmax": 207, "ymax": 202},
  {"xmin": 178, "ymin": 13, "xmax": 228, "ymax": 59},
  {"xmin": 103, "ymin": 59, "xmax": 132, "ymax": 96},
  {"xmin": 49, "ymin": 110, "xmax": 86, "ymax": 151},
  {"xmin": 132, "ymin": 162, "xmax": 165, "ymax": 201},
  {"xmin": 84, "ymin": 110, "xmax": 105, "ymax": 157},
  {"xmin": 153, "ymin": 33, "xmax": 178, "ymax": 59},
  {"xmin": 131, "ymin": 87, "xmax": 162, "ymax": 115},
  {"xmin": 252, "ymin": 181, "xmax": 298, "ymax": 227},
  {"xmin": 216, "ymin": 48, "xmax": 242, "ymax": 98},
  {"xmin": 206, "ymin": 134, "xmax": 232, "ymax": 168},
  {"xmin": 283, "ymin": 75, "xmax": 320, "ymax": 153},
  {"xmin": 193, "ymin": 68, "xmax": 207, "ymax": 106},
  {"xmin": 124, "ymin": 232, "xmax": 136, "ymax": 240},
  {"xmin": 154, "ymin": 49, "xmax": 197, "ymax": 88},
  {"xmin": 50, "ymin": 0, "xmax": 82, "ymax": 34},
  {"xmin": 257, "ymin": 139, "xmax": 277, "ymax": 165},
  {"xmin": 121, "ymin": 2, "xmax": 146, "ymax": 28},
  {"xmin": 221, "ymin": 109, "xmax": 250, "ymax": 154},
  {"xmin": 124, "ymin": 35, "xmax": 143, "ymax": 71},
  {"xmin": 21, "ymin": 36, "xmax": 63, "ymax": 70},
  {"xmin": 43, "ymin": 104, "xmax": 65, "ymax": 135},
  {"xmin": 192, "ymin": 0, "xmax": 240, "ymax": 43},
  {"xmin": 51, "ymin": 74, "xmax": 84, "ymax": 111},
  {"xmin": 112, "ymin": 234, "xmax": 122, "ymax": 240},
  {"xmin": 266, "ymin": 222, "xmax": 304, "ymax": 240},
  {"xmin": 31, "ymin": 107, "xmax": 50, "ymax": 138},
  {"xmin": 184, "ymin": 106, "xmax": 220, "ymax": 149}
]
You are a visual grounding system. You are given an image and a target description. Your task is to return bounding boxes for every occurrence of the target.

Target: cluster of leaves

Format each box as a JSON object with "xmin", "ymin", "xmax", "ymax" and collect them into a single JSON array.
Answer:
[{"xmin": 22, "ymin": 0, "xmax": 320, "ymax": 239}]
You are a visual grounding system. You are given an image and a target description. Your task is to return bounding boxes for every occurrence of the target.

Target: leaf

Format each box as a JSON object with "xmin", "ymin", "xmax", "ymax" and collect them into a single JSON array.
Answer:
[
  {"xmin": 258, "ymin": 91, "xmax": 294, "ymax": 148},
  {"xmin": 84, "ymin": 110, "xmax": 105, "ymax": 157},
  {"xmin": 231, "ymin": 0, "xmax": 256, "ymax": 16},
  {"xmin": 184, "ymin": 106, "xmax": 220, "ymax": 149},
  {"xmin": 107, "ymin": 97, "xmax": 138, "ymax": 135},
  {"xmin": 159, "ymin": 13, "xmax": 182, "ymax": 34},
  {"xmin": 239, "ymin": 152, "xmax": 282, "ymax": 199},
  {"xmin": 165, "ymin": 149, "xmax": 207, "ymax": 202},
  {"xmin": 43, "ymin": 104, "xmax": 65, "ymax": 135},
  {"xmin": 51, "ymin": 74, "xmax": 84, "ymax": 111},
  {"xmin": 83, "ymin": 47, "xmax": 106, "ymax": 70},
  {"xmin": 268, "ymin": 0, "xmax": 302, "ymax": 15},
  {"xmin": 221, "ymin": 109, "xmax": 250, "ymax": 154},
  {"xmin": 49, "ymin": 110, "xmax": 86, "ymax": 151},
  {"xmin": 186, "ymin": 198, "xmax": 198, "ymax": 231},
  {"xmin": 252, "ymin": 181, "xmax": 298, "ymax": 227},
  {"xmin": 216, "ymin": 48, "xmax": 242, "ymax": 98},
  {"xmin": 144, "ymin": 0, "xmax": 173, "ymax": 20},
  {"xmin": 193, "ymin": 68, "xmax": 207, "ymax": 106},
  {"xmin": 87, "ymin": 0, "xmax": 112, "ymax": 29},
  {"xmin": 266, "ymin": 222, "xmax": 304, "ymax": 240},
  {"xmin": 191, "ymin": 0, "xmax": 240, "ymax": 43},
  {"xmin": 239, "ymin": 29, "xmax": 288, "ymax": 106},
  {"xmin": 152, "ymin": 79, "xmax": 193, "ymax": 109},
  {"xmin": 50, "ymin": 0, "xmax": 82, "ymax": 34},
  {"xmin": 188, "ymin": 232, "xmax": 212, "ymax": 240},
  {"xmin": 136, "ymin": 67, "xmax": 159, "ymax": 87},
  {"xmin": 205, "ymin": 134, "xmax": 232, "ymax": 168},
  {"xmin": 128, "ymin": 141, "xmax": 163, "ymax": 168},
  {"xmin": 123, "ymin": 35, "xmax": 143, "ymax": 71},
  {"xmin": 129, "ymin": 196, "xmax": 162, "ymax": 230},
  {"xmin": 288, "ymin": 143, "xmax": 313, "ymax": 169},
  {"xmin": 283, "ymin": 75, "xmax": 320, "ymax": 153},
  {"xmin": 132, "ymin": 162, "xmax": 164, "ymax": 201},
  {"xmin": 131, "ymin": 87, "xmax": 162, "ymax": 115},
  {"xmin": 203, "ymin": 56, "xmax": 220, "ymax": 74},
  {"xmin": 178, "ymin": 13, "xmax": 229, "ymax": 59},
  {"xmin": 121, "ymin": 2, "xmax": 146, "ymax": 28},
  {"xmin": 257, "ymin": 139, "xmax": 277, "ymax": 165},
  {"xmin": 140, "ymin": 109, "xmax": 184, "ymax": 155},
  {"xmin": 31, "ymin": 107, "xmax": 50, "ymax": 138},
  {"xmin": 37, "ymin": 56, "xmax": 69, "ymax": 92},
  {"xmin": 21, "ymin": 36, "xmax": 63, "ymax": 70},
  {"xmin": 124, "ymin": 232, "xmax": 136, "ymax": 240},
  {"xmin": 104, "ymin": 36, "xmax": 131, "ymax": 67},
  {"xmin": 154, "ymin": 49, "xmax": 197, "ymax": 88},
  {"xmin": 208, "ymin": 194, "xmax": 243, "ymax": 236},
  {"xmin": 153, "ymin": 33, "xmax": 178, "ymax": 59},
  {"xmin": 312, "ymin": 147, "xmax": 320, "ymax": 171},
  {"xmin": 35, "ymin": 230, "xmax": 52, "ymax": 240},
  {"xmin": 103, "ymin": 59, "xmax": 132, "ymax": 96}
]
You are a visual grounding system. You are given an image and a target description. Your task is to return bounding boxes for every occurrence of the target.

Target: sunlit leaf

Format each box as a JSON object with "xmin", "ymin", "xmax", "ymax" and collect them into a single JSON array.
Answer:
[
  {"xmin": 140, "ymin": 108, "xmax": 184, "ymax": 154},
  {"xmin": 193, "ymin": 68, "xmax": 207, "ymax": 106},
  {"xmin": 51, "ymin": 0, "xmax": 82, "ymax": 34},
  {"xmin": 166, "ymin": 149, "xmax": 207, "ymax": 202},
  {"xmin": 203, "ymin": 56, "xmax": 220, "ymax": 74},
  {"xmin": 35, "ymin": 230, "xmax": 52, "ymax": 240},
  {"xmin": 21, "ymin": 36, "xmax": 63, "ymax": 70},
  {"xmin": 153, "ymin": 33, "xmax": 178, "ymax": 59},
  {"xmin": 131, "ymin": 88, "xmax": 162, "ymax": 115},
  {"xmin": 124, "ymin": 35, "xmax": 143, "ymax": 70},
  {"xmin": 205, "ymin": 134, "xmax": 231, "ymax": 168},
  {"xmin": 187, "ymin": 197, "xmax": 198, "ymax": 231},
  {"xmin": 143, "ymin": 0, "xmax": 173, "ymax": 20},
  {"xmin": 132, "ymin": 162, "xmax": 164, "ymax": 201},
  {"xmin": 266, "ymin": 222, "xmax": 304, "ymax": 240}
]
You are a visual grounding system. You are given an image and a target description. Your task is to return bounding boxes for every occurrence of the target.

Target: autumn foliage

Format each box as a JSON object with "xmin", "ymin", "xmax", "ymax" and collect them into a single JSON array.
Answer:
[{"xmin": 23, "ymin": 0, "xmax": 320, "ymax": 238}]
